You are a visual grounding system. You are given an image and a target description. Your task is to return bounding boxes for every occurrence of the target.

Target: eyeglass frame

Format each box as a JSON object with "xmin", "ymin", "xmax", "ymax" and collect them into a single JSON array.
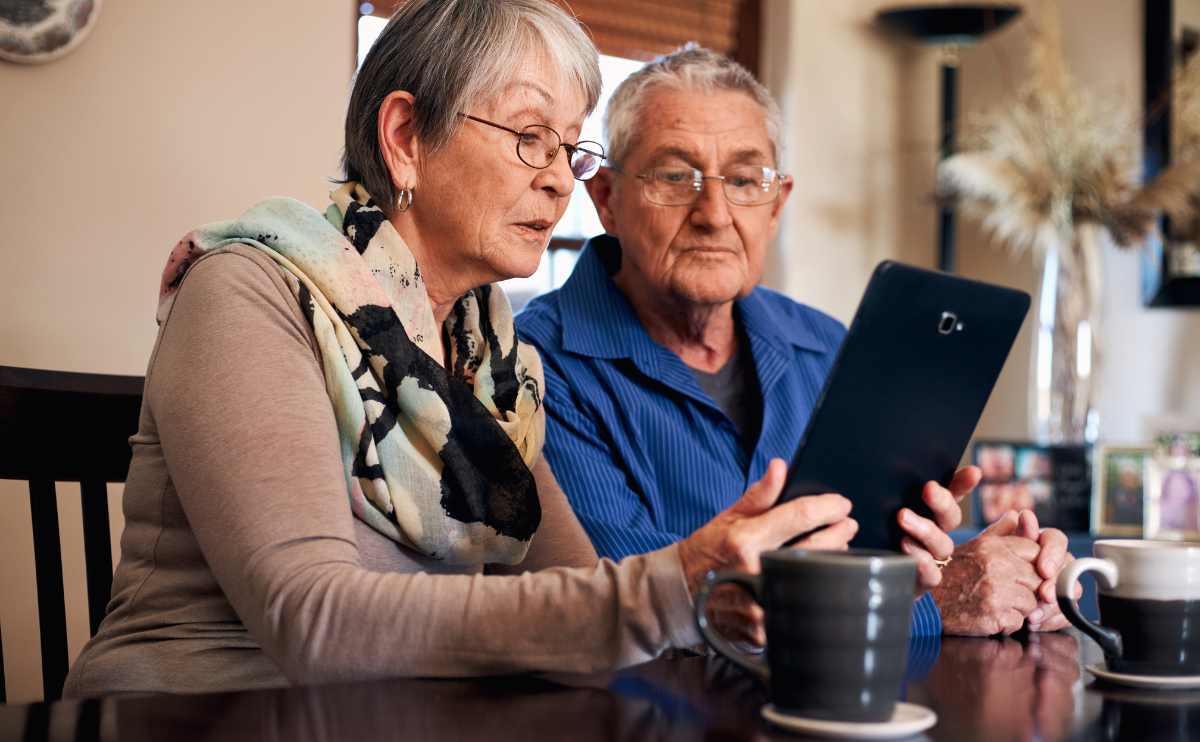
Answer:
[
  {"xmin": 458, "ymin": 113, "xmax": 606, "ymax": 180},
  {"xmin": 608, "ymin": 164, "xmax": 792, "ymax": 207}
]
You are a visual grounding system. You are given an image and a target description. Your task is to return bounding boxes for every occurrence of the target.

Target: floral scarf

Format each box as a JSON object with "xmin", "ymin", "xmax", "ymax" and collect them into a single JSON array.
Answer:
[{"xmin": 157, "ymin": 183, "xmax": 545, "ymax": 564}]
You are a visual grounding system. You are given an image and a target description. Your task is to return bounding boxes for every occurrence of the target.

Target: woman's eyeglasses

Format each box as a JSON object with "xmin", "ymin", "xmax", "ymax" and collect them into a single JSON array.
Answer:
[{"xmin": 459, "ymin": 113, "xmax": 606, "ymax": 181}]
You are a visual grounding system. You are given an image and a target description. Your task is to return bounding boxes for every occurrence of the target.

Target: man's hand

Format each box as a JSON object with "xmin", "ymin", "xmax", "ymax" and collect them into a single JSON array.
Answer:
[
  {"xmin": 897, "ymin": 466, "xmax": 981, "ymax": 591},
  {"xmin": 931, "ymin": 510, "xmax": 1043, "ymax": 635},
  {"xmin": 1013, "ymin": 510, "xmax": 1076, "ymax": 632},
  {"xmin": 677, "ymin": 458, "xmax": 857, "ymax": 646}
]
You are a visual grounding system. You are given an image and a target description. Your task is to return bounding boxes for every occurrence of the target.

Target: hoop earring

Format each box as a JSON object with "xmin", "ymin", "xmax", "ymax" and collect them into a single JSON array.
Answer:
[{"xmin": 396, "ymin": 187, "xmax": 414, "ymax": 213}]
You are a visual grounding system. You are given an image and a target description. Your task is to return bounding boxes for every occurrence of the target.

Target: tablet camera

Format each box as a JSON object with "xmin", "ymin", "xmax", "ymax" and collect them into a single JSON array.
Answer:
[{"xmin": 938, "ymin": 311, "xmax": 959, "ymax": 335}]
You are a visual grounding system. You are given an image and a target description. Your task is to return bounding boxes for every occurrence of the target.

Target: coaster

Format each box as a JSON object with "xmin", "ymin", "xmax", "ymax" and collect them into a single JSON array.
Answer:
[
  {"xmin": 1086, "ymin": 663, "xmax": 1200, "ymax": 690},
  {"xmin": 761, "ymin": 701, "xmax": 937, "ymax": 739}
]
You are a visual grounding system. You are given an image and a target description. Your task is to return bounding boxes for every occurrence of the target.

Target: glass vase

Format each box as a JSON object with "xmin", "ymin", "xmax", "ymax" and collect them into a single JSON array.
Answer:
[{"xmin": 1031, "ymin": 223, "xmax": 1102, "ymax": 444}]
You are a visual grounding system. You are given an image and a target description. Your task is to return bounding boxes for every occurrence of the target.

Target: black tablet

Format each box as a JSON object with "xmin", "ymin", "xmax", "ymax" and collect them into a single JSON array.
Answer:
[{"xmin": 779, "ymin": 260, "xmax": 1030, "ymax": 550}]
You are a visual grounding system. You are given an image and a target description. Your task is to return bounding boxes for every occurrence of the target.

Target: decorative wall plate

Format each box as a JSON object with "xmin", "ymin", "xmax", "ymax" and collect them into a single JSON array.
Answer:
[{"xmin": 0, "ymin": 0, "xmax": 103, "ymax": 64}]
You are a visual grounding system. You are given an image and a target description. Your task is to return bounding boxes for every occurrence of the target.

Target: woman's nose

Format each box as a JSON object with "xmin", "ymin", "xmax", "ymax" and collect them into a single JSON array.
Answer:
[{"xmin": 535, "ymin": 147, "xmax": 575, "ymax": 197}]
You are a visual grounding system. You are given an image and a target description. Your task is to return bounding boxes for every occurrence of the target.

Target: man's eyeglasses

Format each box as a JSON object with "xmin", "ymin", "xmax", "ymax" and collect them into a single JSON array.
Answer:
[
  {"xmin": 459, "ymin": 113, "xmax": 606, "ymax": 181},
  {"xmin": 617, "ymin": 166, "xmax": 790, "ymax": 207}
]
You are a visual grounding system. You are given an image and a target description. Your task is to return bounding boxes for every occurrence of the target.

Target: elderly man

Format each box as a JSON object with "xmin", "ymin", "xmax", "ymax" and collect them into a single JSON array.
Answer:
[{"xmin": 518, "ymin": 46, "xmax": 1073, "ymax": 640}]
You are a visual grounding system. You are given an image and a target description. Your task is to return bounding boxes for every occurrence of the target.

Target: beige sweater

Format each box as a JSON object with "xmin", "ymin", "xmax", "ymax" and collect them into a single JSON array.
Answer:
[{"xmin": 63, "ymin": 246, "xmax": 699, "ymax": 698}]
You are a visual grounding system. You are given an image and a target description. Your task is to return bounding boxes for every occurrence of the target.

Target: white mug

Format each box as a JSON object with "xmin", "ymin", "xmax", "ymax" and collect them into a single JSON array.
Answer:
[{"xmin": 1056, "ymin": 539, "xmax": 1200, "ymax": 675}]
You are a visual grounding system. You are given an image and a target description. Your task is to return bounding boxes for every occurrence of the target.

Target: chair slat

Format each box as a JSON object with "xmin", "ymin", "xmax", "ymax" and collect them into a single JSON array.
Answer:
[
  {"xmin": 80, "ymin": 481, "xmax": 113, "ymax": 635},
  {"xmin": 2, "ymin": 366, "xmax": 142, "ymax": 701},
  {"xmin": 20, "ymin": 702, "xmax": 50, "ymax": 742},
  {"xmin": 74, "ymin": 699, "xmax": 102, "ymax": 742},
  {"xmin": 29, "ymin": 480, "xmax": 69, "ymax": 702}
]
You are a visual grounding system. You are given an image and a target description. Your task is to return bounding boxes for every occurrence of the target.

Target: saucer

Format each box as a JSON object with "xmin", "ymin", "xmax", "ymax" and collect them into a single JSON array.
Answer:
[
  {"xmin": 1086, "ymin": 663, "xmax": 1200, "ymax": 690},
  {"xmin": 761, "ymin": 701, "xmax": 937, "ymax": 739}
]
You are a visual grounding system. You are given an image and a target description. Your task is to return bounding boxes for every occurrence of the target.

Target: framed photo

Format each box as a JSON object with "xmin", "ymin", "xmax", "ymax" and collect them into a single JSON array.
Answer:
[
  {"xmin": 972, "ymin": 440, "xmax": 1091, "ymax": 531},
  {"xmin": 1145, "ymin": 455, "xmax": 1200, "ymax": 541},
  {"xmin": 1091, "ymin": 445, "xmax": 1153, "ymax": 536},
  {"xmin": 974, "ymin": 442, "xmax": 1021, "ymax": 524},
  {"xmin": 976, "ymin": 442, "xmax": 1016, "ymax": 482},
  {"xmin": 1156, "ymin": 431, "xmax": 1200, "ymax": 458}
]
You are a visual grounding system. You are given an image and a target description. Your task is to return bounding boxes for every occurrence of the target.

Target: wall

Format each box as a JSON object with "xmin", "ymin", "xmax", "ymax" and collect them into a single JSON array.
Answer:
[
  {"xmin": 1103, "ymin": 0, "xmax": 1200, "ymax": 441},
  {"xmin": 763, "ymin": 0, "xmax": 1200, "ymax": 448},
  {"xmin": 760, "ymin": 0, "xmax": 943, "ymax": 323},
  {"xmin": 953, "ymin": 6, "xmax": 1042, "ymax": 443},
  {"xmin": 0, "ymin": 0, "xmax": 353, "ymax": 702},
  {"xmin": 955, "ymin": 0, "xmax": 1200, "ymax": 446},
  {"xmin": 757, "ymin": 0, "xmax": 1032, "ymax": 441}
]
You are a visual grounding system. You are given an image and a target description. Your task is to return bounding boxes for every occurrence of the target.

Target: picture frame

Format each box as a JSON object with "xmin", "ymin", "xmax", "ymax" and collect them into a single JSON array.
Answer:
[
  {"xmin": 1141, "ymin": 0, "xmax": 1200, "ymax": 306},
  {"xmin": 1145, "ymin": 455, "xmax": 1200, "ymax": 541},
  {"xmin": 971, "ymin": 440, "xmax": 1092, "ymax": 532},
  {"xmin": 1091, "ymin": 445, "xmax": 1153, "ymax": 537}
]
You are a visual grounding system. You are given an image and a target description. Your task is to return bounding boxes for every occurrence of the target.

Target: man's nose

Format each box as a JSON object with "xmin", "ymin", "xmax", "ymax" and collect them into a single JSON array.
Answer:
[{"xmin": 689, "ymin": 178, "xmax": 733, "ymax": 230}]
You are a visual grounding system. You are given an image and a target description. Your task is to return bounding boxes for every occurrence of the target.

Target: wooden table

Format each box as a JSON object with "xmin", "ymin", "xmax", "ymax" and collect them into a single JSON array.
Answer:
[{"xmin": 2, "ymin": 631, "xmax": 1196, "ymax": 741}]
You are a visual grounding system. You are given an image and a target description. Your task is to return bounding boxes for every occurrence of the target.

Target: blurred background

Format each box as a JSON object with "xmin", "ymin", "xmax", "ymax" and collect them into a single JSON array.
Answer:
[{"xmin": 1, "ymin": 0, "xmax": 1198, "ymax": 702}]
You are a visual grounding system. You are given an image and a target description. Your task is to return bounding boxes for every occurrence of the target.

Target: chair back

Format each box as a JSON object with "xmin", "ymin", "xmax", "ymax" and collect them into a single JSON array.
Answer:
[{"xmin": 0, "ymin": 366, "xmax": 143, "ymax": 702}]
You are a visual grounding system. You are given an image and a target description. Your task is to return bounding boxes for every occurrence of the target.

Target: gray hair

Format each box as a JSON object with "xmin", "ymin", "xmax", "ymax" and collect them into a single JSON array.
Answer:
[
  {"xmin": 342, "ymin": 0, "xmax": 602, "ymax": 213},
  {"xmin": 603, "ymin": 45, "xmax": 782, "ymax": 168}
]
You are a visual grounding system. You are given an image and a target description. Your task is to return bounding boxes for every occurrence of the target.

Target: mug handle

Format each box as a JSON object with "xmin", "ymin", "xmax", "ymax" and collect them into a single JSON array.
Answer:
[
  {"xmin": 1055, "ymin": 557, "xmax": 1123, "ymax": 659},
  {"xmin": 694, "ymin": 570, "xmax": 769, "ymax": 681}
]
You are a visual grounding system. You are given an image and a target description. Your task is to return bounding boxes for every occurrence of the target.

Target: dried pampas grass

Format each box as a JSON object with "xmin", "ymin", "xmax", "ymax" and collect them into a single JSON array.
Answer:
[{"xmin": 938, "ymin": 1, "xmax": 1200, "ymax": 255}]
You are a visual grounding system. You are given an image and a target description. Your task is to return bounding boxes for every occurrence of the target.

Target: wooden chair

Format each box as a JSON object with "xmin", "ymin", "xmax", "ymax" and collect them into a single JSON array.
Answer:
[{"xmin": 0, "ymin": 366, "xmax": 143, "ymax": 702}]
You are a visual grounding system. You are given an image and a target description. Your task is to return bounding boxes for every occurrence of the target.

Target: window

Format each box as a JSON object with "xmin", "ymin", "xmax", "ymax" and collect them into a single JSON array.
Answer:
[
  {"xmin": 357, "ymin": 13, "xmax": 385, "ymax": 69},
  {"xmin": 358, "ymin": 1, "xmax": 759, "ymax": 73}
]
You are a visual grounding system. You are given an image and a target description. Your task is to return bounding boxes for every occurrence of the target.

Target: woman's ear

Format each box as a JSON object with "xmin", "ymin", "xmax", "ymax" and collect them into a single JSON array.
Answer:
[{"xmin": 377, "ymin": 90, "xmax": 420, "ymax": 194}]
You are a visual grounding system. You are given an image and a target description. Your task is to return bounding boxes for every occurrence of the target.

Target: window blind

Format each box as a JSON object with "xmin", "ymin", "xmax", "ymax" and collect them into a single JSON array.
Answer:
[{"xmin": 361, "ymin": 0, "xmax": 761, "ymax": 74}]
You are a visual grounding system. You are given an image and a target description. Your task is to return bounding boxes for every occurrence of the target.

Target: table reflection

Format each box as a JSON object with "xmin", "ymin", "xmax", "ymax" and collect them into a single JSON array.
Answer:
[
  {"xmin": 909, "ymin": 632, "xmax": 1082, "ymax": 742},
  {"xmin": 5, "ymin": 631, "xmax": 1200, "ymax": 742},
  {"xmin": 1090, "ymin": 687, "xmax": 1200, "ymax": 742},
  {"xmin": 14, "ymin": 656, "xmax": 772, "ymax": 742}
]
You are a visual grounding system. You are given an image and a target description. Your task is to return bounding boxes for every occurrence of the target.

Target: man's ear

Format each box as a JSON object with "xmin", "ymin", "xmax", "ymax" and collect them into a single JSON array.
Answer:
[
  {"xmin": 377, "ymin": 90, "xmax": 421, "ymax": 194},
  {"xmin": 766, "ymin": 174, "xmax": 793, "ymax": 241},
  {"xmin": 585, "ymin": 167, "xmax": 621, "ymax": 235}
]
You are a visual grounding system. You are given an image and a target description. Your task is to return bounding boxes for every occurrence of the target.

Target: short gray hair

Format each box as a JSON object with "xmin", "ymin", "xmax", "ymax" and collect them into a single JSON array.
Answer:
[
  {"xmin": 343, "ymin": 0, "xmax": 602, "ymax": 213},
  {"xmin": 603, "ymin": 45, "xmax": 782, "ymax": 168}
]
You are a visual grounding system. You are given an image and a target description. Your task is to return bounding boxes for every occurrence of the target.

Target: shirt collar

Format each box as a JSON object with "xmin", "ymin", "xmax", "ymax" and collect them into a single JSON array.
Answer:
[
  {"xmin": 558, "ymin": 235, "xmax": 659, "ymax": 360},
  {"xmin": 735, "ymin": 282, "xmax": 830, "ymax": 355},
  {"xmin": 558, "ymin": 234, "xmax": 830, "ymax": 359}
]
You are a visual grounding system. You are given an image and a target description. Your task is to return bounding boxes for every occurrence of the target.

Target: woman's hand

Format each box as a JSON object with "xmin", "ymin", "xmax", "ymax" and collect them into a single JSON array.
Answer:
[{"xmin": 677, "ymin": 458, "xmax": 857, "ymax": 646}]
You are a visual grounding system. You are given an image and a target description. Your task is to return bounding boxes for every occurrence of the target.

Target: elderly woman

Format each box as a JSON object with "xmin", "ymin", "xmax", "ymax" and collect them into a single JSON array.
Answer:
[{"xmin": 62, "ymin": 0, "xmax": 856, "ymax": 697}]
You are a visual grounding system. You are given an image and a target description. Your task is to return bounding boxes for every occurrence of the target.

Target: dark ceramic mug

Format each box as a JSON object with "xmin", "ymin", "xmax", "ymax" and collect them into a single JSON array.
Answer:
[
  {"xmin": 1057, "ymin": 539, "xmax": 1200, "ymax": 676},
  {"xmin": 693, "ymin": 548, "xmax": 917, "ymax": 722}
]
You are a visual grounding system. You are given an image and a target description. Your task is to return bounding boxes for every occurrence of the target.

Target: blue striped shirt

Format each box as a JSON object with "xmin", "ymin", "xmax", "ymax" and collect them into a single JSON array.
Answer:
[{"xmin": 518, "ymin": 235, "xmax": 941, "ymax": 636}]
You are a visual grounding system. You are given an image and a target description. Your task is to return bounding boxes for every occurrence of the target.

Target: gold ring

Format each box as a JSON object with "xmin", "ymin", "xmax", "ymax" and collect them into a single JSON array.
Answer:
[{"xmin": 933, "ymin": 556, "xmax": 952, "ymax": 569}]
